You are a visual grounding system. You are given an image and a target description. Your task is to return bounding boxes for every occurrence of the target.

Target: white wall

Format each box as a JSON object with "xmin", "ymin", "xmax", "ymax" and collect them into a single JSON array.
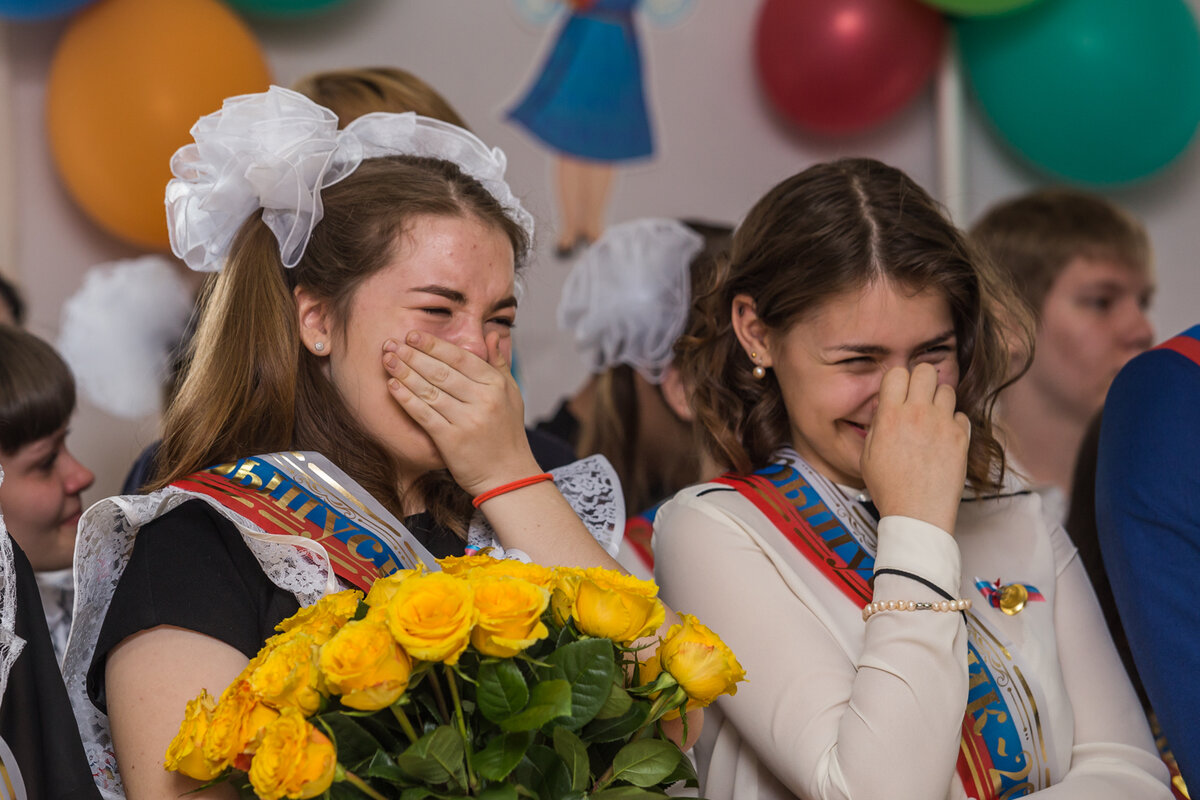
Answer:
[{"xmin": 5, "ymin": 0, "xmax": 1199, "ymax": 505}]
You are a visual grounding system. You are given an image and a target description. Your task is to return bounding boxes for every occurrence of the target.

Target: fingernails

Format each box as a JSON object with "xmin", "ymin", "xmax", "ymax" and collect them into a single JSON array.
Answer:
[
  {"xmin": 406, "ymin": 331, "xmax": 421, "ymax": 346},
  {"xmin": 383, "ymin": 339, "xmax": 398, "ymax": 353},
  {"xmin": 384, "ymin": 353, "xmax": 398, "ymax": 369}
]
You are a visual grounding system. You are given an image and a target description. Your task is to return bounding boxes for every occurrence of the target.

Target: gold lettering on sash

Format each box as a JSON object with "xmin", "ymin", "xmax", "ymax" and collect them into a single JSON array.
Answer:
[
  {"xmin": 232, "ymin": 459, "xmax": 263, "ymax": 488},
  {"xmin": 967, "ymin": 690, "xmax": 1002, "ymax": 731},
  {"xmin": 210, "ymin": 462, "xmax": 238, "ymax": 477},
  {"xmin": 262, "ymin": 473, "xmax": 284, "ymax": 494},
  {"xmin": 257, "ymin": 508, "xmax": 309, "ymax": 539}
]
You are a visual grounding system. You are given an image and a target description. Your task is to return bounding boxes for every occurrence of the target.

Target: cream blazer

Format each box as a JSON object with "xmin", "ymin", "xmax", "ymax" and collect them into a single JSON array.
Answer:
[{"xmin": 653, "ymin": 481, "xmax": 1170, "ymax": 800}]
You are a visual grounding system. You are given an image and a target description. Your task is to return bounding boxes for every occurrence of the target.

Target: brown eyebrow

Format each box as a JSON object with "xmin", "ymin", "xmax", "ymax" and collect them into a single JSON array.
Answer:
[
  {"xmin": 410, "ymin": 285, "xmax": 518, "ymax": 313},
  {"xmin": 831, "ymin": 329, "xmax": 956, "ymax": 356}
]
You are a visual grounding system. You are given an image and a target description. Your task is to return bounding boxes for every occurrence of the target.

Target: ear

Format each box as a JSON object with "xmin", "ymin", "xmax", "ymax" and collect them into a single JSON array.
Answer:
[
  {"xmin": 659, "ymin": 364, "xmax": 693, "ymax": 422},
  {"xmin": 730, "ymin": 293, "xmax": 773, "ymax": 367},
  {"xmin": 294, "ymin": 285, "xmax": 334, "ymax": 357}
]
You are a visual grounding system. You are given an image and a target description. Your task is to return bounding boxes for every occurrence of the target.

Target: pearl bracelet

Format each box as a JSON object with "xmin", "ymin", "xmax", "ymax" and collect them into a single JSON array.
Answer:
[{"xmin": 861, "ymin": 598, "xmax": 972, "ymax": 622}]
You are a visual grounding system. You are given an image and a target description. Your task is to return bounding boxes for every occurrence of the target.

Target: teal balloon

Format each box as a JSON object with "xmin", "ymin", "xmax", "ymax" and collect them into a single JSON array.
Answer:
[
  {"xmin": 959, "ymin": 0, "xmax": 1200, "ymax": 184},
  {"xmin": 921, "ymin": 0, "xmax": 1040, "ymax": 16},
  {"xmin": 227, "ymin": 0, "xmax": 348, "ymax": 17}
]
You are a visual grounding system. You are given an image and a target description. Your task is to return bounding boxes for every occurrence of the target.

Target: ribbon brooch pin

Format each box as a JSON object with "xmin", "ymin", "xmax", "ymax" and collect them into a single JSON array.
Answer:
[{"xmin": 974, "ymin": 577, "xmax": 1045, "ymax": 616}]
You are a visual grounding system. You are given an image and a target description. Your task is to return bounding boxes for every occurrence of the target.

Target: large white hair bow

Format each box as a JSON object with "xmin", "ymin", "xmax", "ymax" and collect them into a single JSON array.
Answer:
[
  {"xmin": 558, "ymin": 218, "xmax": 704, "ymax": 384},
  {"xmin": 166, "ymin": 85, "xmax": 533, "ymax": 273}
]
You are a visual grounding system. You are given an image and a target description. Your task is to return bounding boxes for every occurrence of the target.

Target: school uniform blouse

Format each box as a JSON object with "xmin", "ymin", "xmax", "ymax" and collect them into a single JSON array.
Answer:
[{"xmin": 653, "ymin": 476, "xmax": 1171, "ymax": 800}]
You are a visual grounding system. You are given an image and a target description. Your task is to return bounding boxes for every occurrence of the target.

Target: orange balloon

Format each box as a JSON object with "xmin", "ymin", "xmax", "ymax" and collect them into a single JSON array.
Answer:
[{"xmin": 47, "ymin": 0, "xmax": 272, "ymax": 249}]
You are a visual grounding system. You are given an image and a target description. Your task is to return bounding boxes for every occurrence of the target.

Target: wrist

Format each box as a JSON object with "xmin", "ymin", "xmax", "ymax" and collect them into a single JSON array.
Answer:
[{"xmin": 472, "ymin": 472, "xmax": 554, "ymax": 508}]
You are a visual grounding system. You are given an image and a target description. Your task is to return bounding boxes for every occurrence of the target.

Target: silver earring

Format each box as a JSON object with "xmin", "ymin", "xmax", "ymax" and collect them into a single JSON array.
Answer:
[
  {"xmin": 750, "ymin": 351, "xmax": 766, "ymax": 379},
  {"xmin": 314, "ymin": 341, "xmax": 325, "ymax": 352}
]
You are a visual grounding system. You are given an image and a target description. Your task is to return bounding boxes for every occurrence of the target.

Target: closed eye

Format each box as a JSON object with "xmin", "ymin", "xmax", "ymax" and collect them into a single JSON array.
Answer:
[
  {"xmin": 422, "ymin": 307, "xmax": 452, "ymax": 317},
  {"xmin": 489, "ymin": 316, "xmax": 516, "ymax": 329}
]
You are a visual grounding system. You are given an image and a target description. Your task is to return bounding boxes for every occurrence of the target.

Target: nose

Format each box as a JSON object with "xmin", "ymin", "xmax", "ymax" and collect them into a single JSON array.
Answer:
[
  {"xmin": 453, "ymin": 324, "xmax": 489, "ymax": 360},
  {"xmin": 60, "ymin": 450, "xmax": 95, "ymax": 495},
  {"xmin": 1123, "ymin": 302, "xmax": 1155, "ymax": 351}
]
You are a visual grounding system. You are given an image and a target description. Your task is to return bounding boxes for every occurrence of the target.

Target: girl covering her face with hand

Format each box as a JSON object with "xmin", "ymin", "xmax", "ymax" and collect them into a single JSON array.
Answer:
[
  {"xmin": 654, "ymin": 158, "xmax": 1171, "ymax": 800},
  {"xmin": 62, "ymin": 87, "xmax": 654, "ymax": 800}
]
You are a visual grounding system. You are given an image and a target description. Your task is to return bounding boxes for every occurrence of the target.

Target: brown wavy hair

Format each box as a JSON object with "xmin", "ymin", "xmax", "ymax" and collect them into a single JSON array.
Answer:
[
  {"xmin": 676, "ymin": 158, "xmax": 1030, "ymax": 494},
  {"xmin": 150, "ymin": 155, "xmax": 530, "ymax": 536},
  {"xmin": 292, "ymin": 67, "xmax": 468, "ymax": 129}
]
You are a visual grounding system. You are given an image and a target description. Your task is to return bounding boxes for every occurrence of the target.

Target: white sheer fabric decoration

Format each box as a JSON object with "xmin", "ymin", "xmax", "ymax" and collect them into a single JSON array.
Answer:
[
  {"xmin": 557, "ymin": 218, "xmax": 704, "ymax": 384},
  {"xmin": 0, "ymin": 465, "xmax": 25, "ymax": 715},
  {"xmin": 62, "ymin": 456, "xmax": 622, "ymax": 799},
  {"xmin": 466, "ymin": 455, "xmax": 625, "ymax": 559},
  {"xmin": 166, "ymin": 86, "xmax": 533, "ymax": 273},
  {"xmin": 58, "ymin": 255, "xmax": 194, "ymax": 419},
  {"xmin": 62, "ymin": 489, "xmax": 335, "ymax": 800}
]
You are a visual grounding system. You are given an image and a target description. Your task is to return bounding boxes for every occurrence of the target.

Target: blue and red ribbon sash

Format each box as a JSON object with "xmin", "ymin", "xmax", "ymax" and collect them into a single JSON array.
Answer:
[
  {"xmin": 172, "ymin": 452, "xmax": 438, "ymax": 592},
  {"xmin": 714, "ymin": 457, "xmax": 1048, "ymax": 800}
]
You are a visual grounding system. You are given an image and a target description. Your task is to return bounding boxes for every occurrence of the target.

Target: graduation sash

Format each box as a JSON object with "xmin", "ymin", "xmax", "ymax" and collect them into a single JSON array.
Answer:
[
  {"xmin": 171, "ymin": 452, "xmax": 439, "ymax": 592},
  {"xmin": 714, "ymin": 451, "xmax": 1059, "ymax": 800}
]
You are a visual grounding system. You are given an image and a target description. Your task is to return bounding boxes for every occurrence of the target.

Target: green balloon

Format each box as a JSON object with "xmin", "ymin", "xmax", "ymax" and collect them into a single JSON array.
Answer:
[
  {"xmin": 227, "ymin": 0, "xmax": 348, "ymax": 17},
  {"xmin": 959, "ymin": 0, "xmax": 1200, "ymax": 184},
  {"xmin": 922, "ymin": 0, "xmax": 1041, "ymax": 16}
]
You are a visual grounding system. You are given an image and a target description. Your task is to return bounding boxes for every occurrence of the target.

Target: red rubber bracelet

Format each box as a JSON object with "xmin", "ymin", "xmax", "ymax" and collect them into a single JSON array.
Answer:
[{"xmin": 471, "ymin": 473, "xmax": 554, "ymax": 509}]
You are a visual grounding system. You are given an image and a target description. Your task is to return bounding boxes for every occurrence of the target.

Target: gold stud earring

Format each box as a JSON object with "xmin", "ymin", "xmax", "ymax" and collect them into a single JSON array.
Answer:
[{"xmin": 750, "ymin": 351, "xmax": 766, "ymax": 379}]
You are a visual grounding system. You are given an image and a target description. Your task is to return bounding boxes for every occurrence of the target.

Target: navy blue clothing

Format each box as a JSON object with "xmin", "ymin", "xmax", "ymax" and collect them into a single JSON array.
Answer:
[
  {"xmin": 1, "ymin": 537, "xmax": 100, "ymax": 799},
  {"xmin": 1097, "ymin": 325, "xmax": 1200, "ymax": 787}
]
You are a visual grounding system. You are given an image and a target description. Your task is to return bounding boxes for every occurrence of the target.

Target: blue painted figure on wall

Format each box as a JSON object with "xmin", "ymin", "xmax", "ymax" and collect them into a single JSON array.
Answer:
[{"xmin": 508, "ymin": 0, "xmax": 656, "ymax": 257}]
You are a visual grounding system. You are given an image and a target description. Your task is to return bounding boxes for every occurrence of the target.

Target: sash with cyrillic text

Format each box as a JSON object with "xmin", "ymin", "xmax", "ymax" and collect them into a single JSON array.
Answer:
[
  {"xmin": 171, "ymin": 452, "xmax": 439, "ymax": 592},
  {"xmin": 714, "ymin": 451, "xmax": 1058, "ymax": 800}
]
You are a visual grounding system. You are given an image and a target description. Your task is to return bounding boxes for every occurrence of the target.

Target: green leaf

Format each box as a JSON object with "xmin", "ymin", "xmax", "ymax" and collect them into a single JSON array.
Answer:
[
  {"xmin": 581, "ymin": 700, "xmax": 649, "ymax": 743},
  {"xmin": 474, "ymin": 731, "xmax": 534, "ymax": 782},
  {"xmin": 588, "ymin": 787, "xmax": 667, "ymax": 800},
  {"xmin": 395, "ymin": 725, "xmax": 466, "ymax": 787},
  {"xmin": 477, "ymin": 660, "xmax": 530, "ymax": 722},
  {"xmin": 314, "ymin": 712, "xmax": 384, "ymax": 768},
  {"xmin": 365, "ymin": 751, "xmax": 411, "ymax": 785},
  {"xmin": 662, "ymin": 748, "xmax": 698, "ymax": 787},
  {"xmin": 594, "ymin": 679, "xmax": 633, "ymax": 720},
  {"xmin": 542, "ymin": 638, "xmax": 618, "ymax": 730},
  {"xmin": 609, "ymin": 740, "xmax": 686, "ymax": 788},
  {"xmin": 520, "ymin": 744, "xmax": 572, "ymax": 800},
  {"xmin": 499, "ymin": 679, "xmax": 572, "ymax": 732},
  {"xmin": 552, "ymin": 727, "xmax": 590, "ymax": 792},
  {"xmin": 478, "ymin": 784, "xmax": 519, "ymax": 800}
]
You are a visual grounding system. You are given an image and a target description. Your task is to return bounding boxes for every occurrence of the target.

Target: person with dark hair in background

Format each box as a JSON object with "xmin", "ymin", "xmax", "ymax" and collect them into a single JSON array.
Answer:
[
  {"xmin": 0, "ymin": 326, "xmax": 96, "ymax": 664},
  {"xmin": 0, "ymin": 271, "xmax": 25, "ymax": 327}
]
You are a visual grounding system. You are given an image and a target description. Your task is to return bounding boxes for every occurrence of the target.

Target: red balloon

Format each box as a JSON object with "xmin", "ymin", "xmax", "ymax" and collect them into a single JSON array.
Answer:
[{"xmin": 755, "ymin": 0, "xmax": 946, "ymax": 135}]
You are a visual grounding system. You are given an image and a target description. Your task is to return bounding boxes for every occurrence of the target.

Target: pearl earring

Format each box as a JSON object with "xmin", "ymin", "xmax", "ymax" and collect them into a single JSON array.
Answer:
[
  {"xmin": 750, "ymin": 351, "xmax": 766, "ymax": 380},
  {"xmin": 314, "ymin": 341, "xmax": 325, "ymax": 352}
]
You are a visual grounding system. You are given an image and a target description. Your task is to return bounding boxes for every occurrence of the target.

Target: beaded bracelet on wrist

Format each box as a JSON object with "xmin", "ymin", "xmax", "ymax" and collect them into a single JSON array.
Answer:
[{"xmin": 862, "ymin": 598, "xmax": 972, "ymax": 622}]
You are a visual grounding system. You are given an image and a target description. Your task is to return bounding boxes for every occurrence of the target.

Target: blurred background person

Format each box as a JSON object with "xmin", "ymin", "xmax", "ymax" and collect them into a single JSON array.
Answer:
[
  {"xmin": 0, "ymin": 325, "xmax": 96, "ymax": 664},
  {"xmin": 544, "ymin": 217, "xmax": 731, "ymax": 577},
  {"xmin": 971, "ymin": 188, "xmax": 1155, "ymax": 520}
]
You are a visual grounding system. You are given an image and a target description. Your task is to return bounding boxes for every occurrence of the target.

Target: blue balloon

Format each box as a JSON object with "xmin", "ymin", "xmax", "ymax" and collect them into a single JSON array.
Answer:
[
  {"xmin": 958, "ymin": 0, "xmax": 1200, "ymax": 184},
  {"xmin": 0, "ymin": 0, "xmax": 95, "ymax": 20}
]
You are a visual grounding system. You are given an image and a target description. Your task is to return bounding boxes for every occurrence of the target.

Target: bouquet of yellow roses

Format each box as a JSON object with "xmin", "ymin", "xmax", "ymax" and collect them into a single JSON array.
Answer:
[{"xmin": 164, "ymin": 556, "xmax": 745, "ymax": 800}]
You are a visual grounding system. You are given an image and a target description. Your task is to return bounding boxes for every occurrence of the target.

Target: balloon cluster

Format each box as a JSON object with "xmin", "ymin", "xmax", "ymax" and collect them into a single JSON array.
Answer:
[
  {"xmin": 754, "ymin": 0, "xmax": 1200, "ymax": 185},
  {"xmin": 4, "ymin": 0, "xmax": 349, "ymax": 249}
]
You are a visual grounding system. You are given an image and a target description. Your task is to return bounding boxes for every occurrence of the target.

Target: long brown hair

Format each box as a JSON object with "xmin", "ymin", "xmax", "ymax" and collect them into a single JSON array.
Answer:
[
  {"xmin": 151, "ymin": 155, "xmax": 530, "ymax": 536},
  {"xmin": 677, "ymin": 158, "xmax": 1029, "ymax": 493}
]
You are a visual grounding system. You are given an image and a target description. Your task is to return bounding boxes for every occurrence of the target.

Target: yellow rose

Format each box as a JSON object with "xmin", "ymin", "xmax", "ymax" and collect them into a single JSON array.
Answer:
[
  {"xmin": 319, "ymin": 618, "xmax": 413, "ymax": 710},
  {"xmin": 383, "ymin": 572, "xmax": 475, "ymax": 664},
  {"xmin": 436, "ymin": 552, "xmax": 499, "ymax": 576},
  {"xmin": 164, "ymin": 690, "xmax": 223, "ymax": 781},
  {"xmin": 248, "ymin": 710, "xmax": 337, "ymax": 800},
  {"xmin": 470, "ymin": 575, "xmax": 551, "ymax": 658},
  {"xmin": 550, "ymin": 567, "xmax": 584, "ymax": 627},
  {"xmin": 364, "ymin": 568, "xmax": 422, "ymax": 611},
  {"xmin": 571, "ymin": 568, "xmax": 665, "ymax": 644},
  {"xmin": 656, "ymin": 614, "xmax": 746, "ymax": 707},
  {"xmin": 274, "ymin": 589, "xmax": 363, "ymax": 646},
  {"xmin": 203, "ymin": 681, "xmax": 280, "ymax": 769},
  {"xmin": 248, "ymin": 633, "xmax": 323, "ymax": 714},
  {"xmin": 441, "ymin": 555, "xmax": 555, "ymax": 589}
]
